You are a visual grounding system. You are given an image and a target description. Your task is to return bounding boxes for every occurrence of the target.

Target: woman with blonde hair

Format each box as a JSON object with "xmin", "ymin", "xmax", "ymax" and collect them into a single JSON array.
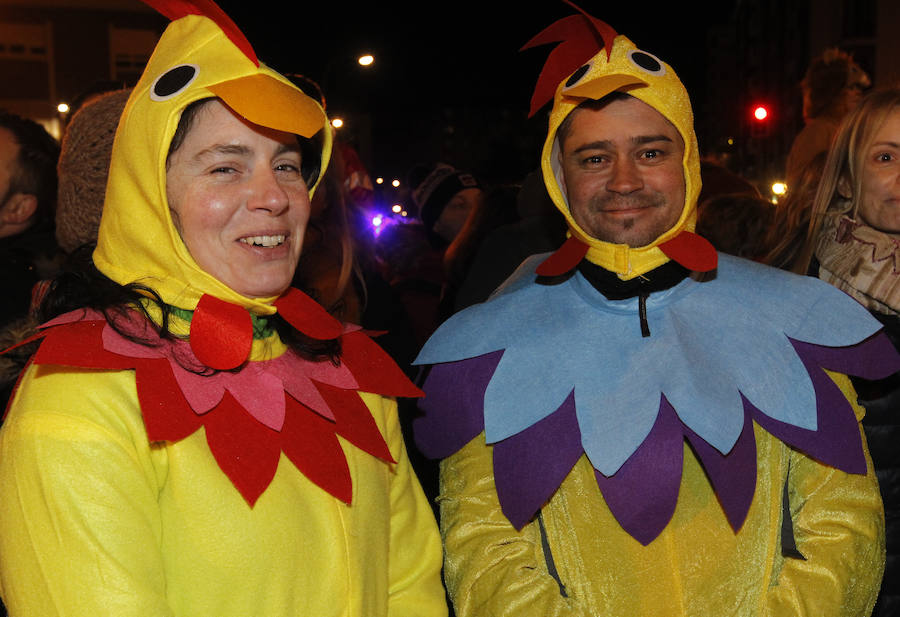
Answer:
[{"xmin": 802, "ymin": 86, "xmax": 900, "ymax": 617}]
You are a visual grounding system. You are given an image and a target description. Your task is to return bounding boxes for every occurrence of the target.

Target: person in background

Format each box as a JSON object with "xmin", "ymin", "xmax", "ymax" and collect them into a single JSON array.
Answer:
[
  {"xmin": 412, "ymin": 7, "xmax": 894, "ymax": 616},
  {"xmin": 785, "ymin": 48, "xmax": 870, "ymax": 189},
  {"xmin": 695, "ymin": 192, "xmax": 776, "ymax": 260},
  {"xmin": 800, "ymin": 87, "xmax": 900, "ymax": 617},
  {"xmin": 0, "ymin": 3, "xmax": 446, "ymax": 616},
  {"xmin": 0, "ymin": 110, "xmax": 60, "ymax": 326}
]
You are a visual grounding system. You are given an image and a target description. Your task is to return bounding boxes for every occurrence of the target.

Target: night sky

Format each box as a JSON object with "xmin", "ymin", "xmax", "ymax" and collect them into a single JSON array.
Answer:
[{"xmin": 213, "ymin": 1, "xmax": 738, "ymax": 189}]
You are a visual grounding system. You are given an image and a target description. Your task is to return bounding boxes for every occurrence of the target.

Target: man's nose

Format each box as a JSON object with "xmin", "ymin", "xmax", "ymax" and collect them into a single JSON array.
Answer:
[
  {"xmin": 247, "ymin": 168, "xmax": 290, "ymax": 214},
  {"xmin": 607, "ymin": 159, "xmax": 642, "ymax": 194}
]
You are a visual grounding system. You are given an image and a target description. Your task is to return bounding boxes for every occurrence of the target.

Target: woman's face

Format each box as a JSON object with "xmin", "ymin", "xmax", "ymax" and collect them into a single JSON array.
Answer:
[
  {"xmin": 166, "ymin": 99, "xmax": 311, "ymax": 298},
  {"xmin": 857, "ymin": 108, "xmax": 900, "ymax": 234}
]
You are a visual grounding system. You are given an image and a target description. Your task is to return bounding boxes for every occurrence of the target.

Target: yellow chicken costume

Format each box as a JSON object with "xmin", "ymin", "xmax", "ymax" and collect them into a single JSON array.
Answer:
[
  {"xmin": 412, "ymin": 5, "xmax": 893, "ymax": 616},
  {"xmin": 0, "ymin": 2, "xmax": 446, "ymax": 616}
]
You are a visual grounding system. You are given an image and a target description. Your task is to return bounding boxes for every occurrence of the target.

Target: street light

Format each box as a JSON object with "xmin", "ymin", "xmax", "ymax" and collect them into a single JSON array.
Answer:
[{"xmin": 358, "ymin": 54, "xmax": 375, "ymax": 67}]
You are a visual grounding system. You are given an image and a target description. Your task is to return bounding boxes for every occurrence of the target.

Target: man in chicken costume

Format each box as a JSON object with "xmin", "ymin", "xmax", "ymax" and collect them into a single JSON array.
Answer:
[
  {"xmin": 413, "ymin": 5, "xmax": 897, "ymax": 616},
  {"xmin": 0, "ymin": 2, "xmax": 447, "ymax": 616}
]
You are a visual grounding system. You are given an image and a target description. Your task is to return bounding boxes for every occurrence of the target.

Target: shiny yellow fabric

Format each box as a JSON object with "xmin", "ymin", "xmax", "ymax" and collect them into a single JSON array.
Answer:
[
  {"xmin": 541, "ymin": 35, "xmax": 701, "ymax": 280},
  {"xmin": 93, "ymin": 14, "xmax": 333, "ymax": 316},
  {"xmin": 0, "ymin": 359, "xmax": 447, "ymax": 617},
  {"xmin": 439, "ymin": 371, "xmax": 884, "ymax": 616}
]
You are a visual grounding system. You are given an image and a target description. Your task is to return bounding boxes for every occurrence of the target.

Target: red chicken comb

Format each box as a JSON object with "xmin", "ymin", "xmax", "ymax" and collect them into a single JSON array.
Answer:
[
  {"xmin": 520, "ymin": 0, "xmax": 618, "ymax": 117},
  {"xmin": 140, "ymin": 0, "xmax": 258, "ymax": 67}
]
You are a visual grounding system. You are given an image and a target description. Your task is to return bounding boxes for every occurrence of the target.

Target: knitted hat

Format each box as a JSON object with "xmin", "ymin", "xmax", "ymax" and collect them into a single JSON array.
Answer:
[
  {"xmin": 802, "ymin": 48, "xmax": 870, "ymax": 120},
  {"xmin": 56, "ymin": 88, "xmax": 131, "ymax": 253},
  {"xmin": 411, "ymin": 163, "xmax": 480, "ymax": 232}
]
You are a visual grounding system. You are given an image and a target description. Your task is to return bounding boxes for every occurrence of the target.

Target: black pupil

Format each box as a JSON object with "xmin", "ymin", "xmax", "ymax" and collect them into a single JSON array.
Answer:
[
  {"xmin": 565, "ymin": 64, "xmax": 590, "ymax": 87},
  {"xmin": 631, "ymin": 52, "xmax": 661, "ymax": 73},
  {"xmin": 154, "ymin": 65, "xmax": 196, "ymax": 98}
]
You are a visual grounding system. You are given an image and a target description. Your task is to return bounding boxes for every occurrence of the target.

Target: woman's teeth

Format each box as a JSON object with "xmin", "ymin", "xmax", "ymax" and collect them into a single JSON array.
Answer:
[{"xmin": 240, "ymin": 235, "xmax": 285, "ymax": 247}]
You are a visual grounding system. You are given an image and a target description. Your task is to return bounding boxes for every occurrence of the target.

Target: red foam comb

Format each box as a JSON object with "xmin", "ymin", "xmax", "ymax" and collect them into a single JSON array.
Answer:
[
  {"xmin": 140, "ymin": 0, "xmax": 258, "ymax": 66},
  {"xmin": 521, "ymin": 1, "xmax": 618, "ymax": 117}
]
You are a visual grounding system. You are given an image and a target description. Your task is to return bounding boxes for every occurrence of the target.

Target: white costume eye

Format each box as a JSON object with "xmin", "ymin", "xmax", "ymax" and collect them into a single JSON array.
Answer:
[
  {"xmin": 627, "ymin": 50, "xmax": 666, "ymax": 76},
  {"xmin": 150, "ymin": 64, "xmax": 199, "ymax": 101}
]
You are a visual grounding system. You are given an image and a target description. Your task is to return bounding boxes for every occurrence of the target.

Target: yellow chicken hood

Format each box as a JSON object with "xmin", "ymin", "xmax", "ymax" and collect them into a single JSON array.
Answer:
[
  {"xmin": 525, "ymin": 7, "xmax": 714, "ymax": 280},
  {"xmin": 93, "ymin": 11, "xmax": 332, "ymax": 315}
]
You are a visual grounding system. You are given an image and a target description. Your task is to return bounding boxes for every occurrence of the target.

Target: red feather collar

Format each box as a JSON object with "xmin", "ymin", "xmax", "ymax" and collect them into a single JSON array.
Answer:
[{"xmin": 23, "ymin": 291, "xmax": 422, "ymax": 506}]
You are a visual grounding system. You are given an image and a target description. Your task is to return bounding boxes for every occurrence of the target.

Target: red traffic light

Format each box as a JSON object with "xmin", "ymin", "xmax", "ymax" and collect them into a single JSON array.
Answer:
[{"xmin": 752, "ymin": 105, "xmax": 769, "ymax": 121}]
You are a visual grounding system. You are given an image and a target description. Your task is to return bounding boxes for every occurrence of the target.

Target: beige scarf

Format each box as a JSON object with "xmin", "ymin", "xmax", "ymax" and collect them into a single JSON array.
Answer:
[{"xmin": 815, "ymin": 212, "xmax": 900, "ymax": 316}]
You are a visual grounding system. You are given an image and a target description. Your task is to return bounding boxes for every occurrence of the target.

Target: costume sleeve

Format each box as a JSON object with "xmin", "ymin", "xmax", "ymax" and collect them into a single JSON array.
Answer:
[
  {"xmin": 439, "ymin": 433, "xmax": 590, "ymax": 617},
  {"xmin": 765, "ymin": 371, "xmax": 885, "ymax": 617},
  {"xmin": 376, "ymin": 395, "xmax": 448, "ymax": 617},
  {"xmin": 0, "ymin": 367, "xmax": 174, "ymax": 617}
]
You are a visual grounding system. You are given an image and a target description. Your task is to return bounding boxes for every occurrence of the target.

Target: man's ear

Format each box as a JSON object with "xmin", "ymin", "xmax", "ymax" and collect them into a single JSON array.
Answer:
[
  {"xmin": 0, "ymin": 192, "xmax": 38, "ymax": 225},
  {"xmin": 836, "ymin": 176, "xmax": 852, "ymax": 200}
]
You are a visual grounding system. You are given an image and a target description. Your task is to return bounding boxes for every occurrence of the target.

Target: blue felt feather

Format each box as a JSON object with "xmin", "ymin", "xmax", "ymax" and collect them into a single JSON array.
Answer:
[{"xmin": 414, "ymin": 253, "xmax": 884, "ymax": 476}]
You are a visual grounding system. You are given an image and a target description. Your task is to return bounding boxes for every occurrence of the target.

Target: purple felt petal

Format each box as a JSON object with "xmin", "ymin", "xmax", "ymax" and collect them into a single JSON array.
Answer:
[
  {"xmin": 791, "ymin": 333, "xmax": 900, "ymax": 381},
  {"xmin": 594, "ymin": 397, "xmax": 684, "ymax": 546},
  {"xmin": 685, "ymin": 401, "xmax": 757, "ymax": 532},
  {"xmin": 752, "ymin": 345, "xmax": 866, "ymax": 474},
  {"xmin": 414, "ymin": 351, "xmax": 502, "ymax": 459},
  {"xmin": 493, "ymin": 392, "xmax": 582, "ymax": 530}
]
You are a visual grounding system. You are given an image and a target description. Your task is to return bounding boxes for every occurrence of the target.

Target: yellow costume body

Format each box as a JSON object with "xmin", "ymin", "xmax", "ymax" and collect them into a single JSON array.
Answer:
[
  {"xmin": 441, "ymin": 382, "xmax": 883, "ymax": 617},
  {"xmin": 0, "ymin": 355, "xmax": 445, "ymax": 617}
]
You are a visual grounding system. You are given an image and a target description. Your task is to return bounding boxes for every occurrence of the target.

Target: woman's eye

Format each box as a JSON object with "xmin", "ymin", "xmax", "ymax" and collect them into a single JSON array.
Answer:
[{"xmin": 876, "ymin": 152, "xmax": 895, "ymax": 163}]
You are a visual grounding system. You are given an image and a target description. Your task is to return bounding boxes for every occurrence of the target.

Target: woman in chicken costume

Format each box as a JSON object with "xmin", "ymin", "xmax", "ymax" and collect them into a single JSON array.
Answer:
[
  {"xmin": 413, "ymin": 5, "xmax": 896, "ymax": 616},
  {"xmin": 0, "ymin": 2, "xmax": 447, "ymax": 616}
]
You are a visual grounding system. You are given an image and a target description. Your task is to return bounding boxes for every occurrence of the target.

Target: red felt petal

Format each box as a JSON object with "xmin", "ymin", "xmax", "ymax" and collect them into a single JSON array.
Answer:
[
  {"xmin": 314, "ymin": 384, "xmax": 394, "ymax": 463},
  {"xmin": 34, "ymin": 321, "xmax": 133, "ymax": 370},
  {"xmin": 274, "ymin": 288, "xmax": 343, "ymax": 340},
  {"xmin": 658, "ymin": 231, "xmax": 719, "ymax": 273},
  {"xmin": 340, "ymin": 331, "xmax": 423, "ymax": 398},
  {"xmin": 520, "ymin": 5, "xmax": 618, "ymax": 117},
  {"xmin": 140, "ymin": 0, "xmax": 258, "ymax": 66},
  {"xmin": 282, "ymin": 397, "xmax": 352, "ymax": 503},
  {"xmin": 204, "ymin": 391, "xmax": 281, "ymax": 506},
  {"xmin": 137, "ymin": 359, "xmax": 202, "ymax": 442},
  {"xmin": 190, "ymin": 295, "xmax": 252, "ymax": 370},
  {"xmin": 535, "ymin": 236, "xmax": 589, "ymax": 276}
]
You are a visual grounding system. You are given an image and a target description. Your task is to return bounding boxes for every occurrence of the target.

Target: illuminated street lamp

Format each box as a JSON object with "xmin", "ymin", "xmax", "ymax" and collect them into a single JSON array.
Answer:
[
  {"xmin": 57, "ymin": 102, "xmax": 69, "ymax": 114},
  {"xmin": 331, "ymin": 117, "xmax": 344, "ymax": 129},
  {"xmin": 358, "ymin": 54, "xmax": 375, "ymax": 67}
]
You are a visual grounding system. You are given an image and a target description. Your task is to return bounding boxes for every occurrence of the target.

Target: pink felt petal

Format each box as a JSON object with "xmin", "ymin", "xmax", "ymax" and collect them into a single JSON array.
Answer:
[
  {"xmin": 274, "ymin": 288, "xmax": 343, "ymax": 340},
  {"xmin": 536, "ymin": 236, "xmax": 589, "ymax": 276},
  {"xmin": 39, "ymin": 308, "xmax": 103, "ymax": 329},
  {"xmin": 226, "ymin": 366, "xmax": 286, "ymax": 431},
  {"xmin": 171, "ymin": 364, "xmax": 227, "ymax": 414},
  {"xmin": 190, "ymin": 295, "xmax": 253, "ymax": 370}
]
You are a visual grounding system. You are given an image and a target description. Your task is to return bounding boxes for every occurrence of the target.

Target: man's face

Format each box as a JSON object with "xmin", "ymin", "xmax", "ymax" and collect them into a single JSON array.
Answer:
[
  {"xmin": 165, "ymin": 99, "xmax": 311, "ymax": 298},
  {"xmin": 558, "ymin": 96, "xmax": 686, "ymax": 247}
]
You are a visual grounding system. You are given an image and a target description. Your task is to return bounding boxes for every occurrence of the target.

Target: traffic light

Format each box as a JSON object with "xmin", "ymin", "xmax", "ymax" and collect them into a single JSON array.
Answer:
[{"xmin": 750, "ymin": 103, "xmax": 771, "ymax": 137}]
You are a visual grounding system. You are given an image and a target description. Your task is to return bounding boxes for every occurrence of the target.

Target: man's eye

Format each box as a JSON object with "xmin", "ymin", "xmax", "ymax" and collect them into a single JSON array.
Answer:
[
  {"xmin": 642, "ymin": 149, "xmax": 662, "ymax": 160},
  {"xmin": 211, "ymin": 166, "xmax": 236, "ymax": 174},
  {"xmin": 275, "ymin": 163, "xmax": 301, "ymax": 173},
  {"xmin": 583, "ymin": 155, "xmax": 605, "ymax": 164}
]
